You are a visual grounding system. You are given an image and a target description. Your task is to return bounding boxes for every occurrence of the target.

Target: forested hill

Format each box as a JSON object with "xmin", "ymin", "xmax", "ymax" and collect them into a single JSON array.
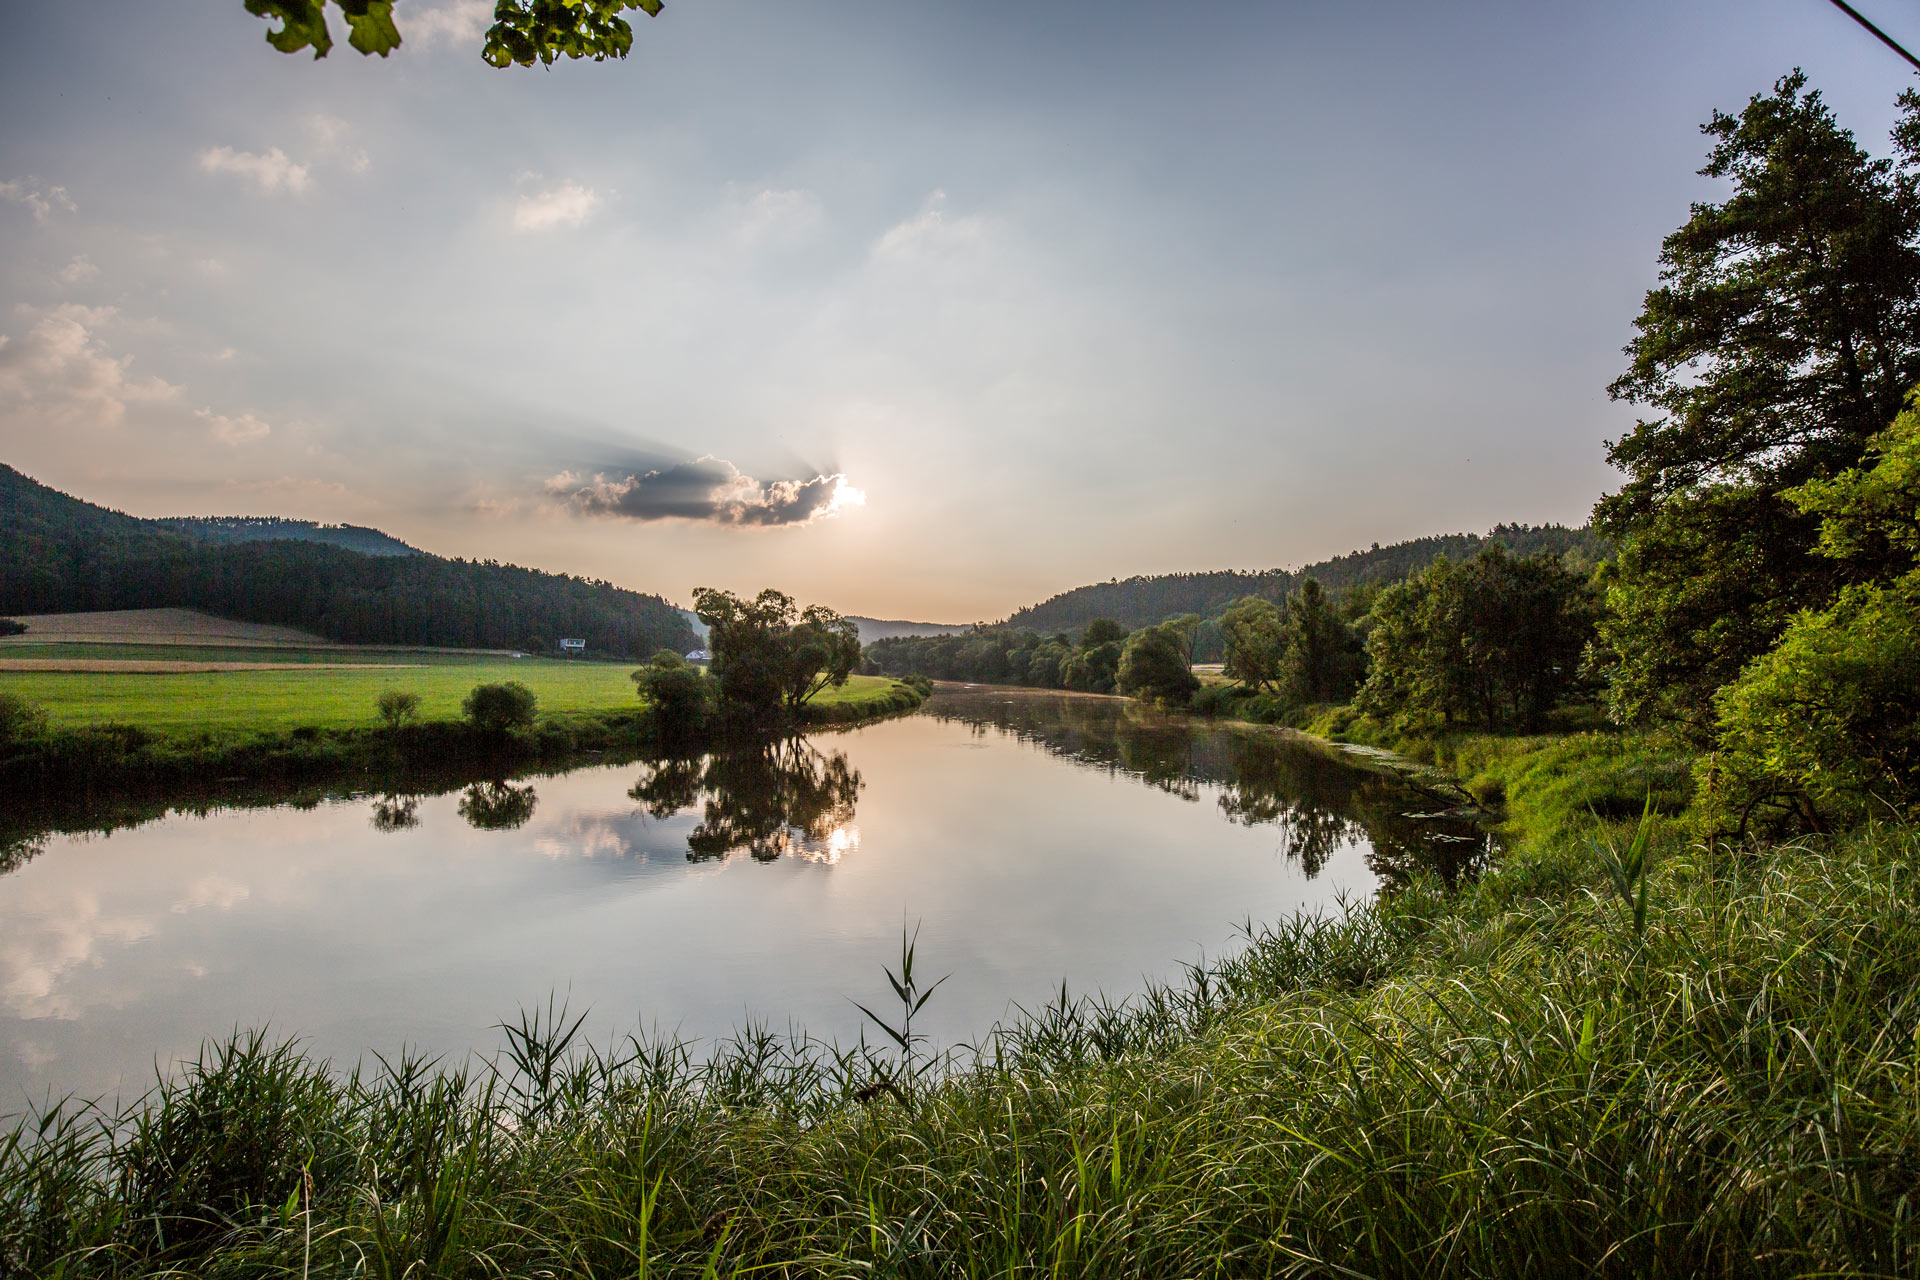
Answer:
[
  {"xmin": 154, "ymin": 516, "xmax": 420, "ymax": 557},
  {"xmin": 0, "ymin": 465, "xmax": 696, "ymax": 657},
  {"xmin": 1002, "ymin": 523, "xmax": 1608, "ymax": 633}
]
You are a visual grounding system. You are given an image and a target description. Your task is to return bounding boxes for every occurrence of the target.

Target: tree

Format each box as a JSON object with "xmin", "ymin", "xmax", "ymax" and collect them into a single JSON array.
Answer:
[
  {"xmin": 458, "ymin": 779, "xmax": 539, "ymax": 830},
  {"xmin": 1700, "ymin": 394, "xmax": 1920, "ymax": 835},
  {"xmin": 1117, "ymin": 622, "xmax": 1201, "ymax": 704},
  {"xmin": 0, "ymin": 692, "xmax": 48, "ymax": 745},
  {"xmin": 1597, "ymin": 72, "xmax": 1920, "ymax": 733},
  {"xmin": 1080, "ymin": 618, "xmax": 1127, "ymax": 648},
  {"xmin": 1221, "ymin": 596, "xmax": 1287, "ymax": 694},
  {"xmin": 632, "ymin": 651, "xmax": 712, "ymax": 740},
  {"xmin": 1357, "ymin": 547, "xmax": 1594, "ymax": 732},
  {"xmin": 375, "ymin": 688, "xmax": 420, "ymax": 731},
  {"xmin": 692, "ymin": 587, "xmax": 860, "ymax": 724},
  {"xmin": 241, "ymin": 0, "xmax": 663, "ymax": 67},
  {"xmin": 463, "ymin": 681, "xmax": 538, "ymax": 733},
  {"xmin": 1275, "ymin": 578, "xmax": 1365, "ymax": 705}
]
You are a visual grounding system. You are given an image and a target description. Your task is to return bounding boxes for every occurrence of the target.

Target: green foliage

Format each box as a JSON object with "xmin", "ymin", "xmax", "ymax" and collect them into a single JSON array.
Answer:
[
  {"xmin": 375, "ymin": 687, "xmax": 420, "ymax": 731},
  {"xmin": 0, "ymin": 691, "xmax": 48, "ymax": 745},
  {"xmin": 1358, "ymin": 546, "xmax": 1595, "ymax": 732},
  {"xmin": 692, "ymin": 587, "xmax": 861, "ymax": 724},
  {"xmin": 457, "ymin": 779, "xmax": 539, "ymax": 830},
  {"xmin": 462, "ymin": 681, "xmax": 538, "ymax": 734},
  {"xmin": 483, "ymin": 0, "xmax": 664, "ymax": 68},
  {"xmin": 632, "ymin": 651, "xmax": 712, "ymax": 740},
  {"xmin": 0, "ymin": 618, "xmax": 25, "ymax": 637},
  {"xmin": 1004, "ymin": 524, "xmax": 1606, "ymax": 634},
  {"xmin": 239, "ymin": 0, "xmax": 663, "ymax": 65},
  {"xmin": 1220, "ymin": 595, "xmax": 1286, "ymax": 693},
  {"xmin": 243, "ymin": 0, "xmax": 399, "ymax": 58},
  {"xmin": 1597, "ymin": 72, "xmax": 1920, "ymax": 732},
  {"xmin": 1116, "ymin": 621, "xmax": 1200, "ymax": 704},
  {"xmin": 1275, "ymin": 577, "xmax": 1364, "ymax": 705},
  {"xmin": 1701, "ymin": 572, "xmax": 1920, "ymax": 837}
]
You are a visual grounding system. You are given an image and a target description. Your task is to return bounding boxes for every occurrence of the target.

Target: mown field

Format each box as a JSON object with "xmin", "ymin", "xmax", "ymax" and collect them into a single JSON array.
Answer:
[{"xmin": 0, "ymin": 650, "xmax": 913, "ymax": 735}]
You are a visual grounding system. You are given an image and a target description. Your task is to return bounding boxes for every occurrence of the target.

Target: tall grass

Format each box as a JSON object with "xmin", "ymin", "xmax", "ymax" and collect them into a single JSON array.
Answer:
[{"xmin": 8, "ymin": 814, "xmax": 1920, "ymax": 1276}]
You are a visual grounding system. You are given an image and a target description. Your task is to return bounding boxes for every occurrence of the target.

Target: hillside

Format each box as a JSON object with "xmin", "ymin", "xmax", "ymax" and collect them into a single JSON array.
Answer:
[
  {"xmin": 0, "ymin": 465, "xmax": 695, "ymax": 658},
  {"xmin": 153, "ymin": 516, "xmax": 420, "ymax": 557},
  {"xmin": 1001, "ymin": 523, "xmax": 1608, "ymax": 633}
]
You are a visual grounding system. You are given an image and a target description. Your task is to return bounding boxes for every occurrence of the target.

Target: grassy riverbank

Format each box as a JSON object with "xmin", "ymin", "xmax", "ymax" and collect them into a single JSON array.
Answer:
[
  {"xmin": 8, "ymin": 714, "xmax": 1919, "ymax": 1275},
  {"xmin": 0, "ymin": 661, "xmax": 926, "ymax": 792}
]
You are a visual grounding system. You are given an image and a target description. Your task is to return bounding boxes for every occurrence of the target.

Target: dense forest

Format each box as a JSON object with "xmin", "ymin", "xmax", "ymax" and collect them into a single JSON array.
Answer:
[
  {"xmin": 1001, "ymin": 522, "xmax": 1605, "ymax": 632},
  {"xmin": 0, "ymin": 465, "xmax": 695, "ymax": 657},
  {"xmin": 153, "ymin": 516, "xmax": 420, "ymax": 557}
]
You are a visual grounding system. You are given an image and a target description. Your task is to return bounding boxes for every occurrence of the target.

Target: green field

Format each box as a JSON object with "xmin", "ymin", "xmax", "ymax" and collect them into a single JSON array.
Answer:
[{"xmin": 0, "ymin": 652, "xmax": 913, "ymax": 735}]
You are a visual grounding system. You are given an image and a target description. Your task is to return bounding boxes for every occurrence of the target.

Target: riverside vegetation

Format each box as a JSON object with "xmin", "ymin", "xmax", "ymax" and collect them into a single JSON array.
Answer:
[{"xmin": 10, "ymin": 71, "xmax": 1920, "ymax": 1277}]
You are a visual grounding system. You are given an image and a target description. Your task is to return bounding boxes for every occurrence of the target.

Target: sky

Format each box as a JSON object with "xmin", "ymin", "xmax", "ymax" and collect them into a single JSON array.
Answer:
[{"xmin": 1, "ymin": 1, "xmax": 1915, "ymax": 622}]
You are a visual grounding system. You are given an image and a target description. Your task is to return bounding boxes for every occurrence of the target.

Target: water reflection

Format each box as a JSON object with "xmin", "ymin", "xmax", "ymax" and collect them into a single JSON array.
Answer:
[
  {"xmin": 925, "ymin": 689, "xmax": 1490, "ymax": 885},
  {"xmin": 369, "ymin": 794, "xmax": 421, "ymax": 833},
  {"xmin": 457, "ymin": 781, "xmax": 539, "ymax": 831},
  {"xmin": 630, "ymin": 739, "xmax": 863, "ymax": 863}
]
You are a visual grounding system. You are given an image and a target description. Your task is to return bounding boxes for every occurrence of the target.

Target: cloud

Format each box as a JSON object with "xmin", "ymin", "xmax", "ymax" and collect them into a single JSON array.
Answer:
[
  {"xmin": 58, "ymin": 255, "xmax": 98, "ymax": 284},
  {"xmin": 513, "ymin": 181, "xmax": 600, "ymax": 232},
  {"xmin": 549, "ymin": 457, "xmax": 866, "ymax": 527},
  {"xmin": 0, "ymin": 304, "xmax": 180, "ymax": 428},
  {"xmin": 873, "ymin": 189, "xmax": 986, "ymax": 262},
  {"xmin": 409, "ymin": 0, "xmax": 492, "ymax": 45},
  {"xmin": 198, "ymin": 145, "xmax": 311, "ymax": 195},
  {"xmin": 306, "ymin": 113, "xmax": 370, "ymax": 173},
  {"xmin": 196, "ymin": 407, "xmax": 272, "ymax": 445},
  {"xmin": 729, "ymin": 187, "xmax": 823, "ymax": 246},
  {"xmin": 0, "ymin": 178, "xmax": 76, "ymax": 222}
]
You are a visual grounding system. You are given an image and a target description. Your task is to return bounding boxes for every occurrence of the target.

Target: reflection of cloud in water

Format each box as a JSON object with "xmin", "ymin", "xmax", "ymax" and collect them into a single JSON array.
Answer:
[
  {"xmin": 172, "ymin": 875, "xmax": 249, "ymax": 914},
  {"xmin": 532, "ymin": 809, "xmax": 664, "ymax": 863},
  {"xmin": 1, "ymin": 888, "xmax": 154, "ymax": 1020}
]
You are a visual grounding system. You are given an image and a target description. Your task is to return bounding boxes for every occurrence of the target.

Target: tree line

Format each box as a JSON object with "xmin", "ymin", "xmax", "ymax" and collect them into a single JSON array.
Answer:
[{"xmin": 0, "ymin": 464, "xmax": 694, "ymax": 657}]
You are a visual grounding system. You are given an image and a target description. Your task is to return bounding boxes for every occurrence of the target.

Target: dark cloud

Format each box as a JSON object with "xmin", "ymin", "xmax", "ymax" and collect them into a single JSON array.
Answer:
[{"xmin": 548, "ymin": 456, "xmax": 863, "ymax": 527}]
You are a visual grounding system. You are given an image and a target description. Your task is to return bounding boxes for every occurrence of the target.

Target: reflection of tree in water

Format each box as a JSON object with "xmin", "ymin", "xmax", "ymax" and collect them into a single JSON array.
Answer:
[
  {"xmin": 458, "ymin": 780, "xmax": 539, "ymax": 831},
  {"xmin": 928, "ymin": 689, "xmax": 1489, "ymax": 886},
  {"xmin": 628, "ymin": 739, "xmax": 863, "ymax": 862},
  {"xmin": 369, "ymin": 794, "xmax": 421, "ymax": 833},
  {"xmin": 0, "ymin": 833, "xmax": 48, "ymax": 876}
]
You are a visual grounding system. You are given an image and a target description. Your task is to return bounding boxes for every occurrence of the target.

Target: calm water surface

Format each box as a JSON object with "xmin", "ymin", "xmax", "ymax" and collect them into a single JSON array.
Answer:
[{"xmin": 0, "ymin": 688, "xmax": 1485, "ymax": 1107}]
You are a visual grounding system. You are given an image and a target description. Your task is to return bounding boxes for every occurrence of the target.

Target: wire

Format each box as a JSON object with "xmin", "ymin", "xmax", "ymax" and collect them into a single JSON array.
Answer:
[{"xmin": 1827, "ymin": 0, "xmax": 1920, "ymax": 73}]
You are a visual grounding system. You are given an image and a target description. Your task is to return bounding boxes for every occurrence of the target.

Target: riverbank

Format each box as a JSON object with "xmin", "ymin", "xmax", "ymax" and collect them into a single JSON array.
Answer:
[
  {"xmin": 0, "ymin": 671, "xmax": 928, "ymax": 796},
  {"xmin": 9, "ymin": 693, "xmax": 1917, "ymax": 1274}
]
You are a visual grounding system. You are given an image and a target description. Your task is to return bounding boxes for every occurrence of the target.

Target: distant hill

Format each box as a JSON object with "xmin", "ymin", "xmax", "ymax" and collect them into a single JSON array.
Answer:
[
  {"xmin": 848, "ymin": 616, "xmax": 973, "ymax": 645},
  {"xmin": 677, "ymin": 607, "xmax": 969, "ymax": 647},
  {"xmin": 0, "ymin": 465, "xmax": 695, "ymax": 658},
  {"xmin": 154, "ymin": 516, "xmax": 420, "ymax": 557},
  {"xmin": 1001, "ymin": 524, "xmax": 1609, "ymax": 633}
]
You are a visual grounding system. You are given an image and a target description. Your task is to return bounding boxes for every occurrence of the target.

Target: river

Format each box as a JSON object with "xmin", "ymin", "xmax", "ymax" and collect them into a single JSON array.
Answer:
[{"xmin": 0, "ymin": 687, "xmax": 1488, "ymax": 1108}]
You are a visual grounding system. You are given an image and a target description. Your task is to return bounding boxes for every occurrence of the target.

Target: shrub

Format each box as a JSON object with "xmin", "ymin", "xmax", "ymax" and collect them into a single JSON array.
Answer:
[
  {"xmin": 0, "ymin": 618, "xmax": 26, "ymax": 637},
  {"xmin": 462, "ymin": 681, "xmax": 538, "ymax": 734},
  {"xmin": 375, "ymin": 688, "xmax": 421, "ymax": 730},
  {"xmin": 633, "ymin": 655, "xmax": 712, "ymax": 739},
  {"xmin": 0, "ymin": 692, "xmax": 49, "ymax": 744},
  {"xmin": 1698, "ymin": 572, "xmax": 1920, "ymax": 838}
]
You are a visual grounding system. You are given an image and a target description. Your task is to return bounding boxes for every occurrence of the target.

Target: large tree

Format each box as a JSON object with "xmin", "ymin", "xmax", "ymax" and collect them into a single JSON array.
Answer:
[
  {"xmin": 1597, "ymin": 72, "xmax": 1920, "ymax": 732},
  {"xmin": 692, "ymin": 587, "xmax": 860, "ymax": 725}
]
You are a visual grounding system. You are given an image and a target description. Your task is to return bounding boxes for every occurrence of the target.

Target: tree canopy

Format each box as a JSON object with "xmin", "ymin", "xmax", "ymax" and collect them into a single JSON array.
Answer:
[
  {"xmin": 1597, "ymin": 72, "xmax": 1920, "ymax": 731},
  {"xmin": 692, "ymin": 587, "xmax": 860, "ymax": 725}
]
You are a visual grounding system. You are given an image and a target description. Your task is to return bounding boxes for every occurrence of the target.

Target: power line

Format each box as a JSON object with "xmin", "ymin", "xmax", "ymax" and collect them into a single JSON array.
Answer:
[{"xmin": 1827, "ymin": 0, "xmax": 1920, "ymax": 73}]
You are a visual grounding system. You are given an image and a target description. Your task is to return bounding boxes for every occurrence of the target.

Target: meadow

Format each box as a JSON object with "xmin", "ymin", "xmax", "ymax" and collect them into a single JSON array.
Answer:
[{"xmin": 0, "ymin": 646, "xmax": 914, "ymax": 736}]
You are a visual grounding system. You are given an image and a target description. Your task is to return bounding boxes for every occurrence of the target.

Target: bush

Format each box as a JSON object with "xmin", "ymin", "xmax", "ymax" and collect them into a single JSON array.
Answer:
[
  {"xmin": 1698, "ymin": 573, "xmax": 1920, "ymax": 838},
  {"xmin": 375, "ymin": 688, "xmax": 421, "ymax": 730},
  {"xmin": 0, "ymin": 618, "xmax": 26, "ymax": 637},
  {"xmin": 632, "ymin": 655, "xmax": 712, "ymax": 739},
  {"xmin": 0, "ymin": 692, "xmax": 49, "ymax": 744},
  {"xmin": 462, "ymin": 681, "xmax": 538, "ymax": 734}
]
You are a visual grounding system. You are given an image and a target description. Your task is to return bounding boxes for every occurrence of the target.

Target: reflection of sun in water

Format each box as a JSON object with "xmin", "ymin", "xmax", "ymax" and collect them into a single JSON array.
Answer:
[{"xmin": 796, "ymin": 824, "xmax": 860, "ymax": 865}]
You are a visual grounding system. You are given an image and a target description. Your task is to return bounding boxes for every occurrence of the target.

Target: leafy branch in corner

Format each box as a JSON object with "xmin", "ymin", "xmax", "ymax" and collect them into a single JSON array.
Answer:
[{"xmin": 241, "ymin": 0, "xmax": 664, "ymax": 66}]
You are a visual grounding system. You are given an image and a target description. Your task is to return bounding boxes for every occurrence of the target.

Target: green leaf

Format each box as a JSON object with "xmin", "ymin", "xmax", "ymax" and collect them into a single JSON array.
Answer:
[
  {"xmin": 343, "ymin": 0, "xmax": 402, "ymax": 56},
  {"xmin": 245, "ymin": 0, "xmax": 334, "ymax": 57}
]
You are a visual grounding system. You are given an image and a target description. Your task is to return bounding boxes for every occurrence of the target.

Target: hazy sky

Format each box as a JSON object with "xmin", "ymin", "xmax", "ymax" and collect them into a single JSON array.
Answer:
[{"xmin": 1, "ymin": 2, "xmax": 1914, "ymax": 621}]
